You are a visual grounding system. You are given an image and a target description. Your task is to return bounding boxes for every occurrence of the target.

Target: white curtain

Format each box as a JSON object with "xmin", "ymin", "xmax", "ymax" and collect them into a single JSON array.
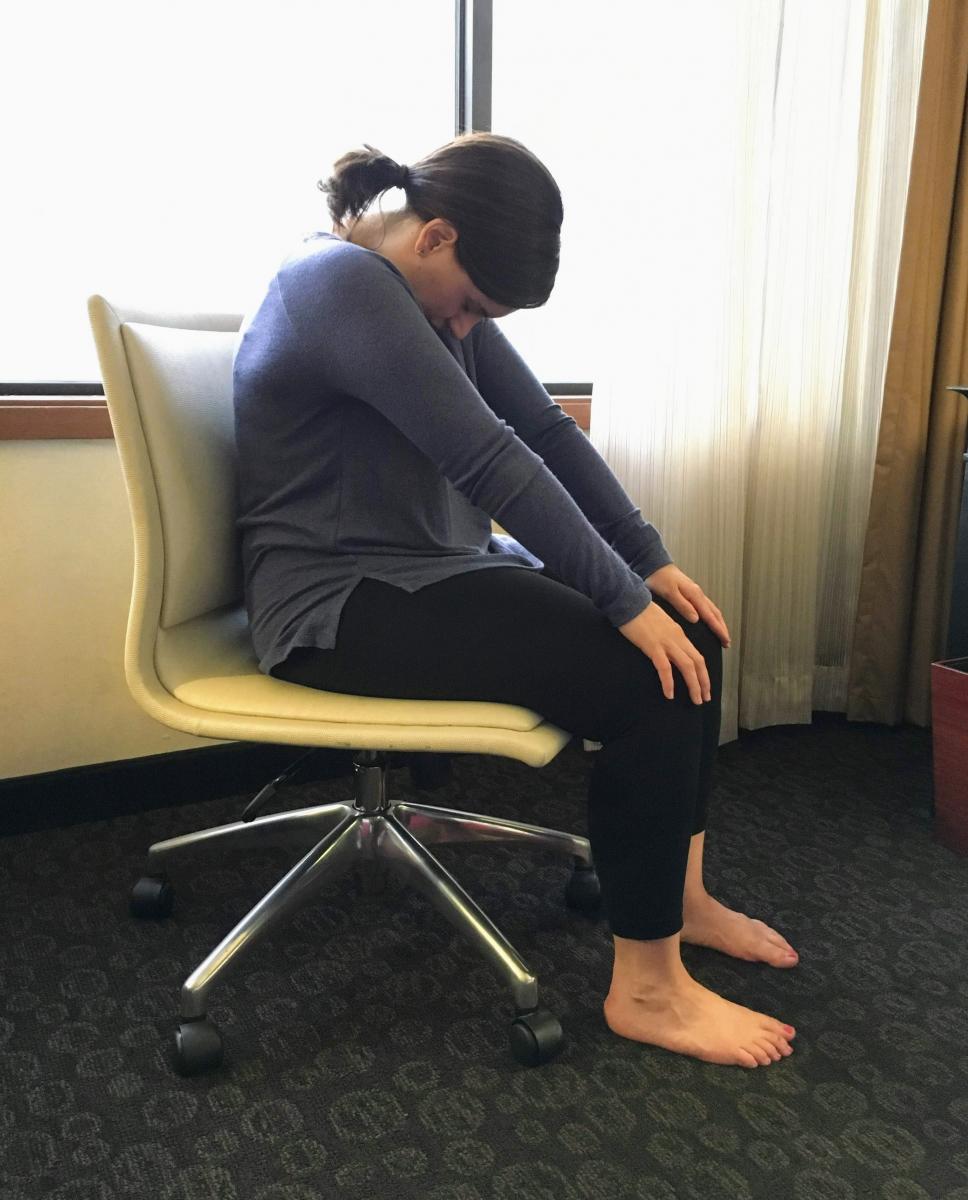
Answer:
[{"xmin": 588, "ymin": 0, "xmax": 929, "ymax": 744}]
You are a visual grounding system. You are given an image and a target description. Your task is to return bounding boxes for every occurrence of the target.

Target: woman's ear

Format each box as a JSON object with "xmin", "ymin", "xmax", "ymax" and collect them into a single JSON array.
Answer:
[{"xmin": 420, "ymin": 218, "xmax": 459, "ymax": 255}]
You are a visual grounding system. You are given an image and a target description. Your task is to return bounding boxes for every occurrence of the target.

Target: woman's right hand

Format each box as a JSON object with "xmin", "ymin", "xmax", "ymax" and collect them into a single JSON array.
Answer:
[{"xmin": 619, "ymin": 601, "xmax": 711, "ymax": 705}]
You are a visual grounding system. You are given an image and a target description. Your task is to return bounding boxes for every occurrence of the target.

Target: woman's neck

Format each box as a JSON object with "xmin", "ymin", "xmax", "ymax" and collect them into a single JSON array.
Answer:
[{"xmin": 343, "ymin": 210, "xmax": 417, "ymax": 251}]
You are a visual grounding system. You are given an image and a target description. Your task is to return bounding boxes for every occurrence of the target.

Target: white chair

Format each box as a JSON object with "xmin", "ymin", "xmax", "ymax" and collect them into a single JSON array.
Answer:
[{"xmin": 87, "ymin": 295, "xmax": 603, "ymax": 1075}]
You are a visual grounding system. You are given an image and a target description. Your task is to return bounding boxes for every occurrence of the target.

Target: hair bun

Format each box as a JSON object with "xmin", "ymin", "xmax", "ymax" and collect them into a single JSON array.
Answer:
[
  {"xmin": 361, "ymin": 144, "xmax": 408, "ymax": 190},
  {"xmin": 319, "ymin": 144, "xmax": 412, "ymax": 227}
]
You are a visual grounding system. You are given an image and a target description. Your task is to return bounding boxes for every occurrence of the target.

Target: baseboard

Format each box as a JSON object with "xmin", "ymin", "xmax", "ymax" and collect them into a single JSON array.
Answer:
[{"xmin": 0, "ymin": 743, "xmax": 360, "ymax": 839}]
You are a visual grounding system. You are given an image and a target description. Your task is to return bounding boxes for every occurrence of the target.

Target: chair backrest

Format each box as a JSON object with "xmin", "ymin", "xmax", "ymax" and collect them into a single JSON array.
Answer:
[{"xmin": 88, "ymin": 297, "xmax": 244, "ymax": 647}]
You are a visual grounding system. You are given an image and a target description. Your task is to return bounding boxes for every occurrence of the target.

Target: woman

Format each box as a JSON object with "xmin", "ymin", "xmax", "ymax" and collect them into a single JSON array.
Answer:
[{"xmin": 233, "ymin": 132, "xmax": 799, "ymax": 1068}]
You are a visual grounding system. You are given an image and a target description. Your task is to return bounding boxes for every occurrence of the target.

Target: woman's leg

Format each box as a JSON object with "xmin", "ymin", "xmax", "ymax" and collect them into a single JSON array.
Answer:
[
  {"xmin": 501, "ymin": 564, "xmax": 721, "ymax": 935},
  {"xmin": 274, "ymin": 569, "xmax": 704, "ymax": 942},
  {"xmin": 271, "ymin": 566, "xmax": 795, "ymax": 1066},
  {"xmin": 675, "ymin": 635, "xmax": 800, "ymax": 968}
]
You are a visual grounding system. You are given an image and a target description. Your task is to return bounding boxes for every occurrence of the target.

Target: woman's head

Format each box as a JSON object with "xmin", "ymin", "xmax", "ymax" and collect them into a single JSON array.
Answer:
[{"xmin": 317, "ymin": 132, "xmax": 563, "ymax": 334}]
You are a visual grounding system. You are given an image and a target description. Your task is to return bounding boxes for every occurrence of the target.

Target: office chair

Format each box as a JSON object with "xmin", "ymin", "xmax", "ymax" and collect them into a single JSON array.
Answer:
[{"xmin": 87, "ymin": 295, "xmax": 604, "ymax": 1075}]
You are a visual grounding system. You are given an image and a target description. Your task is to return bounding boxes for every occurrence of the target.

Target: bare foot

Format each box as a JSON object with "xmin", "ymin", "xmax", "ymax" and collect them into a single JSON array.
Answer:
[
  {"xmin": 681, "ymin": 893, "xmax": 799, "ymax": 968},
  {"xmin": 603, "ymin": 974, "xmax": 796, "ymax": 1067}
]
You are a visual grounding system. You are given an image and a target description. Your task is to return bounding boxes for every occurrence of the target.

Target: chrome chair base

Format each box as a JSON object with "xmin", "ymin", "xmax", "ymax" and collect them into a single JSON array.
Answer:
[{"xmin": 136, "ymin": 750, "xmax": 597, "ymax": 1030}]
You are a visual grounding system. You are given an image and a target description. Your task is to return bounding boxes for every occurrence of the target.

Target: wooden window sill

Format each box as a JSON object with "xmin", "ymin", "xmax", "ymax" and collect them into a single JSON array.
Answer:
[
  {"xmin": 0, "ymin": 395, "xmax": 591, "ymax": 440},
  {"xmin": 0, "ymin": 396, "xmax": 114, "ymax": 440}
]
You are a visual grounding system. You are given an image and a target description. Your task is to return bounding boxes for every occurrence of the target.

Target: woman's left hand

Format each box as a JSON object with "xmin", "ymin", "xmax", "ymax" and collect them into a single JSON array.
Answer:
[{"xmin": 644, "ymin": 564, "xmax": 731, "ymax": 648}]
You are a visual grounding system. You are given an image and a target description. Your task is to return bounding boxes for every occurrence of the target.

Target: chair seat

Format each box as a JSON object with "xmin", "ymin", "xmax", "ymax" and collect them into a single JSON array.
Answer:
[{"xmin": 154, "ymin": 605, "xmax": 565, "ymax": 739}]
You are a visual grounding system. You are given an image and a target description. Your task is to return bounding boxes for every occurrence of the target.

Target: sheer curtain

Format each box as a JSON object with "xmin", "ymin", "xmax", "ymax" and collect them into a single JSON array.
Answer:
[{"xmin": 587, "ymin": 0, "xmax": 929, "ymax": 743}]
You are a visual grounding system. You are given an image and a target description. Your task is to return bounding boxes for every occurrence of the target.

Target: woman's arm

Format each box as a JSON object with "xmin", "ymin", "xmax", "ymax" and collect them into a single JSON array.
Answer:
[
  {"xmin": 276, "ymin": 241, "xmax": 657, "ymax": 626},
  {"xmin": 471, "ymin": 318, "xmax": 673, "ymax": 581}
]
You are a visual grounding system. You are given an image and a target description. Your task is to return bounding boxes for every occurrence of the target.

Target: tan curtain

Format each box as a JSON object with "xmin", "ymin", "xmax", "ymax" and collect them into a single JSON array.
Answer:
[{"xmin": 848, "ymin": 0, "xmax": 968, "ymax": 727}]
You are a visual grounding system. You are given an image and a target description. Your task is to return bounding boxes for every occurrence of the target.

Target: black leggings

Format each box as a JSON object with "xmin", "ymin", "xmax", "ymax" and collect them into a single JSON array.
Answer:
[{"xmin": 269, "ymin": 566, "xmax": 723, "ymax": 940}]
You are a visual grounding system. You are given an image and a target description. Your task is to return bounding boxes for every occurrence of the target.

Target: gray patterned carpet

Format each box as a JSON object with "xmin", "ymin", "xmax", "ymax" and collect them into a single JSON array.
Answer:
[{"xmin": 1, "ymin": 715, "xmax": 966, "ymax": 1200}]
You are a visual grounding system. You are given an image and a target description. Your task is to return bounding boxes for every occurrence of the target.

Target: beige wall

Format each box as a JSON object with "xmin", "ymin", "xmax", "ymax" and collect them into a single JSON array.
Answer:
[
  {"xmin": 0, "ymin": 439, "xmax": 518, "ymax": 782},
  {"xmin": 1, "ymin": 439, "xmax": 229, "ymax": 782}
]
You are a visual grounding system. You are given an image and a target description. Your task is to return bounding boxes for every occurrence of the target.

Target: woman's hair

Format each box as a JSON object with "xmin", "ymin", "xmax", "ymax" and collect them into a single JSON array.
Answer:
[{"xmin": 316, "ymin": 132, "xmax": 563, "ymax": 310}]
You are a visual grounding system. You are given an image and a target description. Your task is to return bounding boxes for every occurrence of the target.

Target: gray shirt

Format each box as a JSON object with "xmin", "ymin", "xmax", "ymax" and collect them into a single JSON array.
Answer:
[{"xmin": 233, "ymin": 231, "xmax": 673, "ymax": 675}]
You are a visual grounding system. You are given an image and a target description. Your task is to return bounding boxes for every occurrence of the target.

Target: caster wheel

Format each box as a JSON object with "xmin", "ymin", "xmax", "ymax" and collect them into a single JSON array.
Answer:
[
  {"xmin": 509, "ymin": 1008, "xmax": 565, "ymax": 1067},
  {"xmin": 409, "ymin": 752, "xmax": 452, "ymax": 792},
  {"xmin": 174, "ymin": 1018, "xmax": 224, "ymax": 1076},
  {"xmin": 130, "ymin": 875, "xmax": 174, "ymax": 919},
  {"xmin": 564, "ymin": 864, "xmax": 602, "ymax": 913}
]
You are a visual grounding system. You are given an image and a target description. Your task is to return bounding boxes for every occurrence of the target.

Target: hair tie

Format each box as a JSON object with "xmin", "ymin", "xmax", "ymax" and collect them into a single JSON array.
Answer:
[{"xmin": 396, "ymin": 162, "xmax": 411, "ymax": 189}]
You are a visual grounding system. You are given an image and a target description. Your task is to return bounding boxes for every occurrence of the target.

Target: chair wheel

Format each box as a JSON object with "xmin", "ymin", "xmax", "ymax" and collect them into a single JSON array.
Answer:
[
  {"xmin": 130, "ymin": 875, "xmax": 174, "ymax": 919},
  {"xmin": 564, "ymin": 864, "xmax": 602, "ymax": 913},
  {"xmin": 509, "ymin": 1008, "xmax": 565, "ymax": 1066},
  {"xmin": 174, "ymin": 1018, "xmax": 224, "ymax": 1076}
]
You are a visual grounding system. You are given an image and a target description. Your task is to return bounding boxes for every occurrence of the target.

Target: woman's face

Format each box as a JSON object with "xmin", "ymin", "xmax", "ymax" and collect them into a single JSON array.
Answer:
[
  {"xmin": 341, "ymin": 213, "xmax": 516, "ymax": 340},
  {"xmin": 411, "ymin": 220, "xmax": 516, "ymax": 340}
]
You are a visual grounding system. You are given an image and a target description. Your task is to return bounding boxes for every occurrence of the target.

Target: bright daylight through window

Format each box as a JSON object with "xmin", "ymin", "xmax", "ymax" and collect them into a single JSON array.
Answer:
[{"xmin": 1, "ymin": 0, "xmax": 454, "ymax": 383}]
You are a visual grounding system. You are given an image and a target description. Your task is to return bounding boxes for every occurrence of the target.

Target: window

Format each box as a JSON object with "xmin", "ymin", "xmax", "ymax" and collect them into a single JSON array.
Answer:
[
  {"xmin": 491, "ymin": 0, "xmax": 599, "ymax": 384},
  {"xmin": 1, "ymin": 1, "xmax": 455, "ymax": 383}
]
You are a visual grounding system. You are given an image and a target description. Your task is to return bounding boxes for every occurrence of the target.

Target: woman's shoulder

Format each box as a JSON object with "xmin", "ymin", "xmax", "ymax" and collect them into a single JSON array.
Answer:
[{"xmin": 281, "ymin": 231, "xmax": 413, "ymax": 300}]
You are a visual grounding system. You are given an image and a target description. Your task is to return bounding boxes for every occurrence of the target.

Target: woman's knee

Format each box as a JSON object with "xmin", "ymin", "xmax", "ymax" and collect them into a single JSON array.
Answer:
[{"xmin": 652, "ymin": 595, "xmax": 723, "ymax": 683}]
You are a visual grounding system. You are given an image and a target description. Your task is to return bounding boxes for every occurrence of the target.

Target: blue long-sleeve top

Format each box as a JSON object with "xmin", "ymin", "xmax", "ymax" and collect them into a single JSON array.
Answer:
[{"xmin": 233, "ymin": 231, "xmax": 673, "ymax": 675}]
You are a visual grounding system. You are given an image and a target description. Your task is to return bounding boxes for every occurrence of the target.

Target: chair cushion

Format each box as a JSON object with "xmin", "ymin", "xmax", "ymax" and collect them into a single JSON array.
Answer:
[
  {"xmin": 154, "ymin": 606, "xmax": 548, "ymax": 732},
  {"xmin": 121, "ymin": 322, "xmax": 242, "ymax": 628}
]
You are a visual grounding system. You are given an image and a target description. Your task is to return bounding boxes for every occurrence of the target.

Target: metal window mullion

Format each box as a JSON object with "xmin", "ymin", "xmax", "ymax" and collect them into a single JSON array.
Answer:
[{"xmin": 456, "ymin": 0, "xmax": 492, "ymax": 134}]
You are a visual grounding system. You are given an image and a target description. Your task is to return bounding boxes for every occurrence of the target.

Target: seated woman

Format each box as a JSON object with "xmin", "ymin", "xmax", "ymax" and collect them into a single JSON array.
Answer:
[{"xmin": 232, "ymin": 131, "xmax": 798, "ymax": 1068}]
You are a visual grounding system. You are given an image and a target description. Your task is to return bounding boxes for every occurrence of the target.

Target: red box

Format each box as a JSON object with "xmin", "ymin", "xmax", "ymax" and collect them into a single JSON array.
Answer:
[{"xmin": 931, "ymin": 656, "xmax": 968, "ymax": 854}]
